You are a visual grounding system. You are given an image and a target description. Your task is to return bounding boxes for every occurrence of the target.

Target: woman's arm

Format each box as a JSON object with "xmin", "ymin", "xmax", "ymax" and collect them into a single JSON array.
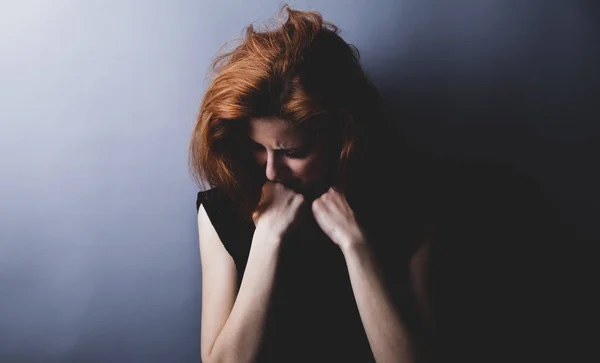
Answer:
[
  {"xmin": 198, "ymin": 204, "xmax": 282, "ymax": 363},
  {"xmin": 341, "ymin": 239, "xmax": 419, "ymax": 363},
  {"xmin": 311, "ymin": 188, "xmax": 433, "ymax": 362}
]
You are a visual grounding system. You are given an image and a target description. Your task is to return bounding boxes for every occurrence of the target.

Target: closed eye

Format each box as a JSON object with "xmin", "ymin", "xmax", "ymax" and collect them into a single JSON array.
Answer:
[
  {"xmin": 248, "ymin": 139, "xmax": 308, "ymax": 159},
  {"xmin": 285, "ymin": 149, "xmax": 310, "ymax": 159}
]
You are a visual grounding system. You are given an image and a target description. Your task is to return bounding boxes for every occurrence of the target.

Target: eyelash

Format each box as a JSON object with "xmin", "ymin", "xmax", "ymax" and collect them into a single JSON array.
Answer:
[{"xmin": 285, "ymin": 151, "xmax": 306, "ymax": 160}]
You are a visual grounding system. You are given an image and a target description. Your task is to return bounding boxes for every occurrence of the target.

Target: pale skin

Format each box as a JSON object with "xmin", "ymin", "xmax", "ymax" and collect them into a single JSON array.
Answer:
[{"xmin": 198, "ymin": 116, "xmax": 431, "ymax": 363}]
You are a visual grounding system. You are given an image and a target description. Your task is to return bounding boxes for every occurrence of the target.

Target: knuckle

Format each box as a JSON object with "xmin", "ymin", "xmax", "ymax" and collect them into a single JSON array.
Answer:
[{"xmin": 311, "ymin": 201, "xmax": 320, "ymax": 214}]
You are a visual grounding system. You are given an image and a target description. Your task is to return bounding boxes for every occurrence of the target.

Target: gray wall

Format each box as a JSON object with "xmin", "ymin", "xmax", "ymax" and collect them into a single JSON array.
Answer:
[{"xmin": 1, "ymin": 0, "xmax": 596, "ymax": 362}]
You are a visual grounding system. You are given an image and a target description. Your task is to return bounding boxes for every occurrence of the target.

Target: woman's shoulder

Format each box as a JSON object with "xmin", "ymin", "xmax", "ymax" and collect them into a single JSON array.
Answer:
[
  {"xmin": 196, "ymin": 186, "xmax": 256, "ymax": 265},
  {"xmin": 196, "ymin": 187, "xmax": 214, "ymax": 212},
  {"xmin": 196, "ymin": 186, "xmax": 235, "ymax": 213},
  {"xmin": 196, "ymin": 187, "xmax": 247, "ymax": 231}
]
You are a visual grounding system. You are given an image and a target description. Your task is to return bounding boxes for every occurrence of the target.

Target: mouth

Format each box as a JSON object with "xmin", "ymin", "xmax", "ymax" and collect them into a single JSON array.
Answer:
[
  {"xmin": 282, "ymin": 180, "xmax": 303, "ymax": 193},
  {"xmin": 295, "ymin": 181, "xmax": 330, "ymax": 201}
]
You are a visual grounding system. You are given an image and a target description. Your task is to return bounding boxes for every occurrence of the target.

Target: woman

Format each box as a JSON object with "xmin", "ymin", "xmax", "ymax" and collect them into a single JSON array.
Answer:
[{"xmin": 188, "ymin": 6, "xmax": 434, "ymax": 363}]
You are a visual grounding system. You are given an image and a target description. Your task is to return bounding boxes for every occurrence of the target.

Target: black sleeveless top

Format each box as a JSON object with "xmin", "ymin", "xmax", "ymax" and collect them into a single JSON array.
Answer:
[{"xmin": 196, "ymin": 185, "xmax": 426, "ymax": 363}]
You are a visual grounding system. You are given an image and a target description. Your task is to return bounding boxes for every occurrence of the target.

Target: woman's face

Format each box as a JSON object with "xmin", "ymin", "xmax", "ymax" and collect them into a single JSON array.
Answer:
[{"xmin": 247, "ymin": 116, "xmax": 334, "ymax": 197}]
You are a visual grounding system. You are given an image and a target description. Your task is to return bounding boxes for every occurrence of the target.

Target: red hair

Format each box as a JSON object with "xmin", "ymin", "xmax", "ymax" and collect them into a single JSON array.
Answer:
[{"xmin": 189, "ymin": 5, "xmax": 385, "ymax": 219}]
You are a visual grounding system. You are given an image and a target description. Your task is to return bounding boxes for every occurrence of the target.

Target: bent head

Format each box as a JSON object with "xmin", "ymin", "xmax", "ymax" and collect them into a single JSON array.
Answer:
[{"xmin": 190, "ymin": 6, "xmax": 383, "ymax": 215}]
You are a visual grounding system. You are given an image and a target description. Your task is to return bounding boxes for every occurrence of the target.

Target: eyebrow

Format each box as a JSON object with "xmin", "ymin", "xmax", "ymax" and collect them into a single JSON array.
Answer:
[
  {"xmin": 276, "ymin": 143, "xmax": 304, "ymax": 152},
  {"xmin": 248, "ymin": 138, "xmax": 303, "ymax": 152}
]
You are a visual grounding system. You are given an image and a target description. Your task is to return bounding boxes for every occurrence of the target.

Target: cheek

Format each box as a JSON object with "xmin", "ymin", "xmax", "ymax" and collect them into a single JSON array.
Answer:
[{"xmin": 289, "ymin": 153, "xmax": 327, "ymax": 180}]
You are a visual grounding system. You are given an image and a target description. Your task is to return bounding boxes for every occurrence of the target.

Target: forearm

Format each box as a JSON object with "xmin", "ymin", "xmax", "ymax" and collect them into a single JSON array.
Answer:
[
  {"xmin": 208, "ymin": 234, "xmax": 281, "ymax": 363},
  {"xmin": 342, "ymin": 242, "xmax": 415, "ymax": 363}
]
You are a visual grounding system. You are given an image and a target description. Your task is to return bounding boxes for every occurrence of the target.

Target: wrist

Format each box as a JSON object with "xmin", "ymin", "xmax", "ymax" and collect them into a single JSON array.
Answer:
[
  {"xmin": 339, "ymin": 235, "xmax": 369, "ymax": 256},
  {"xmin": 252, "ymin": 228, "xmax": 283, "ymax": 249}
]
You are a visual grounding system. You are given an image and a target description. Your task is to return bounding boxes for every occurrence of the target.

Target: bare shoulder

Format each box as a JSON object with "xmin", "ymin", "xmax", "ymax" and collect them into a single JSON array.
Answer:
[
  {"xmin": 197, "ymin": 204, "xmax": 219, "ymax": 248},
  {"xmin": 197, "ymin": 203, "xmax": 236, "ymax": 268},
  {"xmin": 197, "ymin": 203, "xmax": 238, "ymax": 361}
]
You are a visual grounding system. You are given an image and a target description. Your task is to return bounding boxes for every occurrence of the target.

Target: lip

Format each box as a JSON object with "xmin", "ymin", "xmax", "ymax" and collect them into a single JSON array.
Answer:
[{"xmin": 283, "ymin": 180, "xmax": 303, "ymax": 192}]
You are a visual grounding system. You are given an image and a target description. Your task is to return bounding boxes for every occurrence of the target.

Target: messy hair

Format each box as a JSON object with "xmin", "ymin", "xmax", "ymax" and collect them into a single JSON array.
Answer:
[{"xmin": 188, "ymin": 5, "xmax": 384, "ymax": 218}]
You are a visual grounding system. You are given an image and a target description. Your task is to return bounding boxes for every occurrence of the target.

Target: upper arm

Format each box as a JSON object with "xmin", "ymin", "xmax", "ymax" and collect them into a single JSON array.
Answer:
[{"xmin": 197, "ymin": 203, "xmax": 238, "ymax": 361}]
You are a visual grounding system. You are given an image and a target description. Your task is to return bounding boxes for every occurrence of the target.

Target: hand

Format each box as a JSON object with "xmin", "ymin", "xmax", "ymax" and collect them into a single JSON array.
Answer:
[
  {"xmin": 311, "ymin": 187, "xmax": 367, "ymax": 250},
  {"xmin": 252, "ymin": 181, "xmax": 308, "ymax": 241}
]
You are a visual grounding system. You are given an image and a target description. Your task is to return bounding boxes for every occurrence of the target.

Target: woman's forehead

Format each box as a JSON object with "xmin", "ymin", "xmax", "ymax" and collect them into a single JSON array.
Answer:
[{"xmin": 248, "ymin": 117, "xmax": 310, "ymax": 146}]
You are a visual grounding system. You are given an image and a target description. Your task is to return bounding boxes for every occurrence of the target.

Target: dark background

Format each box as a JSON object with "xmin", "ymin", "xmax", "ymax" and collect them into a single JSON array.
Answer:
[{"xmin": 369, "ymin": 1, "xmax": 597, "ymax": 360}]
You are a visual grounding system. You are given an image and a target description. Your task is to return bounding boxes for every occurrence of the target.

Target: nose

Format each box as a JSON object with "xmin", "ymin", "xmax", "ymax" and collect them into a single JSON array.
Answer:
[{"xmin": 265, "ymin": 152, "xmax": 284, "ymax": 182}]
